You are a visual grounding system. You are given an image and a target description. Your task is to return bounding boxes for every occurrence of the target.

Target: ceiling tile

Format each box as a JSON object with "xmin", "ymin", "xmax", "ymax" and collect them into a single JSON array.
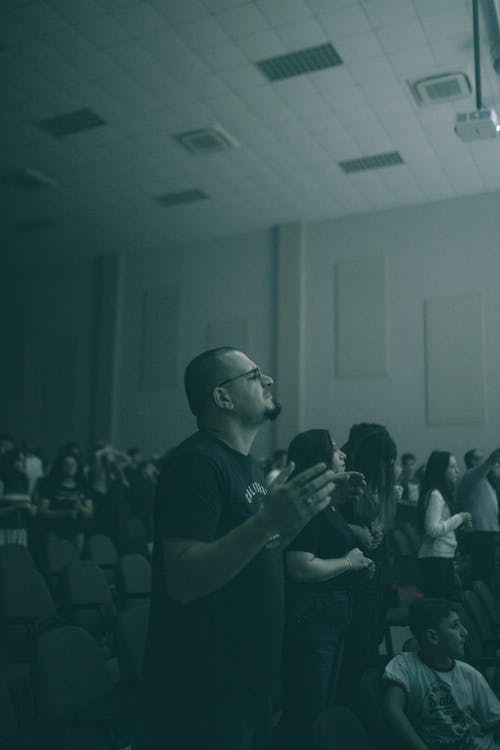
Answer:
[
  {"xmin": 175, "ymin": 16, "xmax": 228, "ymax": 50},
  {"xmin": 112, "ymin": 3, "xmax": 168, "ymax": 36},
  {"xmin": 213, "ymin": 4, "xmax": 269, "ymax": 39},
  {"xmin": 376, "ymin": 20, "xmax": 427, "ymax": 54},
  {"xmin": 254, "ymin": 0, "xmax": 312, "ymax": 27}
]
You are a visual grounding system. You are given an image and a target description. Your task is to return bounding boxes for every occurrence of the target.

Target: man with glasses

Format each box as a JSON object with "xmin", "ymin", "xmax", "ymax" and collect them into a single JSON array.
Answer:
[{"xmin": 136, "ymin": 347, "xmax": 338, "ymax": 750}]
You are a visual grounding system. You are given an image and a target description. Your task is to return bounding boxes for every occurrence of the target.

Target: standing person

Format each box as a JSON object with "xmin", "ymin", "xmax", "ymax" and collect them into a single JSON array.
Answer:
[
  {"xmin": 417, "ymin": 451, "xmax": 471, "ymax": 599},
  {"xmin": 38, "ymin": 453, "xmax": 93, "ymax": 553},
  {"xmin": 134, "ymin": 347, "xmax": 336, "ymax": 750},
  {"xmin": 337, "ymin": 422, "xmax": 398, "ymax": 702},
  {"xmin": 457, "ymin": 447, "xmax": 500, "ymax": 585},
  {"xmin": 277, "ymin": 429, "xmax": 371, "ymax": 750},
  {"xmin": 0, "ymin": 448, "xmax": 37, "ymax": 547},
  {"xmin": 396, "ymin": 452, "xmax": 421, "ymax": 526}
]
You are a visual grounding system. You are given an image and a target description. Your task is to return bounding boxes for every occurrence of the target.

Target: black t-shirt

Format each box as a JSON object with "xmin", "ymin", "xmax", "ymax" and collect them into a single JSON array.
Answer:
[
  {"xmin": 286, "ymin": 505, "xmax": 357, "ymax": 594},
  {"xmin": 142, "ymin": 431, "xmax": 284, "ymax": 707},
  {"xmin": 40, "ymin": 479, "xmax": 87, "ymax": 539}
]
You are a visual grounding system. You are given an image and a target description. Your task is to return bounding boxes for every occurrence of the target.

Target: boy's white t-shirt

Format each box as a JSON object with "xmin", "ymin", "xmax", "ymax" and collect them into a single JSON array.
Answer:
[{"xmin": 384, "ymin": 651, "xmax": 500, "ymax": 749}]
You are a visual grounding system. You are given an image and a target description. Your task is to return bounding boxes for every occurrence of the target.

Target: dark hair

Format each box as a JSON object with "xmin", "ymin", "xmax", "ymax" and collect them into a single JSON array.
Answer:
[
  {"xmin": 417, "ymin": 451, "xmax": 455, "ymax": 535},
  {"xmin": 184, "ymin": 347, "xmax": 238, "ymax": 417},
  {"xmin": 287, "ymin": 430, "xmax": 333, "ymax": 479},
  {"xmin": 401, "ymin": 452, "xmax": 416, "ymax": 464},
  {"xmin": 342, "ymin": 422, "xmax": 397, "ymax": 526},
  {"xmin": 463, "ymin": 449, "xmax": 478, "ymax": 470},
  {"xmin": 409, "ymin": 598, "xmax": 458, "ymax": 644},
  {"xmin": 46, "ymin": 452, "xmax": 87, "ymax": 491}
]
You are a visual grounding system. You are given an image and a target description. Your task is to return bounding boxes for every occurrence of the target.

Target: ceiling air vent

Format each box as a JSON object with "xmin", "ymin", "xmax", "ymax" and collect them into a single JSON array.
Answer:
[
  {"xmin": 339, "ymin": 151, "xmax": 404, "ymax": 174},
  {"xmin": 410, "ymin": 72, "xmax": 472, "ymax": 106},
  {"xmin": 175, "ymin": 125, "xmax": 238, "ymax": 154},
  {"xmin": 37, "ymin": 108, "xmax": 106, "ymax": 137},
  {"xmin": 154, "ymin": 189, "xmax": 208, "ymax": 207},
  {"xmin": 256, "ymin": 43, "xmax": 343, "ymax": 82}
]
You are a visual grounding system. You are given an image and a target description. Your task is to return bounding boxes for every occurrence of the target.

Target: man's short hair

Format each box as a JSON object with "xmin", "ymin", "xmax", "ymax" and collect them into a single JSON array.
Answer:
[
  {"xmin": 401, "ymin": 452, "xmax": 416, "ymax": 464},
  {"xmin": 184, "ymin": 347, "xmax": 237, "ymax": 417},
  {"xmin": 409, "ymin": 598, "xmax": 458, "ymax": 644},
  {"xmin": 464, "ymin": 449, "xmax": 478, "ymax": 469}
]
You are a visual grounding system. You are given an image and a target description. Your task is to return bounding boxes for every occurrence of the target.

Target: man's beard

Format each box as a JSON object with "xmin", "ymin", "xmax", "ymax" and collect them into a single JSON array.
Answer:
[{"xmin": 264, "ymin": 400, "xmax": 282, "ymax": 421}]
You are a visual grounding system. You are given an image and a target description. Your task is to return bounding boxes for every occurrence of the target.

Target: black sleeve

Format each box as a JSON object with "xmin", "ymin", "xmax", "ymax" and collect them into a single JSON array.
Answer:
[
  {"xmin": 155, "ymin": 453, "xmax": 224, "ymax": 543},
  {"xmin": 287, "ymin": 515, "xmax": 320, "ymax": 554}
]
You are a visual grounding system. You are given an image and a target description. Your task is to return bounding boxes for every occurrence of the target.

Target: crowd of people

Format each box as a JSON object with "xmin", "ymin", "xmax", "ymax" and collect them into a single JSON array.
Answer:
[
  {"xmin": 2, "ymin": 345, "xmax": 500, "ymax": 749},
  {"xmin": 0, "ymin": 434, "xmax": 159, "ymax": 560}
]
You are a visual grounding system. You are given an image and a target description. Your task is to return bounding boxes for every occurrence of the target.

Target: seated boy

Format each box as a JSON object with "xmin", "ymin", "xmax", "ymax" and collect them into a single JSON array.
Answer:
[{"xmin": 383, "ymin": 598, "xmax": 500, "ymax": 749}]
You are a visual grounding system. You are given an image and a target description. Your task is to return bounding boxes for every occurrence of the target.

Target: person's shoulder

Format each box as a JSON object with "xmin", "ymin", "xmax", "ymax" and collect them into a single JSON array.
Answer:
[
  {"xmin": 383, "ymin": 652, "xmax": 417, "ymax": 693},
  {"xmin": 428, "ymin": 488, "xmax": 444, "ymax": 503}
]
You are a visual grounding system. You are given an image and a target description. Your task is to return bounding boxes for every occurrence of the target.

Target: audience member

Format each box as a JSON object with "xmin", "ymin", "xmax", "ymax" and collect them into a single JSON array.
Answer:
[
  {"xmin": 38, "ymin": 453, "xmax": 93, "ymax": 553},
  {"xmin": 21, "ymin": 438, "xmax": 44, "ymax": 496},
  {"xmin": 0, "ymin": 448, "xmax": 36, "ymax": 546},
  {"xmin": 277, "ymin": 429, "xmax": 370, "ymax": 750},
  {"xmin": 417, "ymin": 451, "xmax": 471, "ymax": 599},
  {"xmin": 457, "ymin": 446, "xmax": 500, "ymax": 585},
  {"xmin": 338, "ymin": 422, "xmax": 398, "ymax": 701},
  {"xmin": 135, "ymin": 347, "xmax": 335, "ymax": 750},
  {"xmin": 396, "ymin": 452, "xmax": 421, "ymax": 525},
  {"xmin": 384, "ymin": 598, "xmax": 500, "ymax": 749}
]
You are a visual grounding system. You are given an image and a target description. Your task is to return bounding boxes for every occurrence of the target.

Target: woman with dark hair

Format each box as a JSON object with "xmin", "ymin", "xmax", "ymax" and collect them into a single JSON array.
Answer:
[
  {"xmin": 337, "ymin": 422, "xmax": 399, "ymax": 703},
  {"xmin": 277, "ymin": 429, "xmax": 372, "ymax": 750},
  {"xmin": 39, "ymin": 453, "xmax": 93, "ymax": 553},
  {"xmin": 417, "ymin": 450, "xmax": 470, "ymax": 599}
]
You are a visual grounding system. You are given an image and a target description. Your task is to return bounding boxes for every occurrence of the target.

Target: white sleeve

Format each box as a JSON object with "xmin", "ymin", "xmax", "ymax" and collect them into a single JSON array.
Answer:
[
  {"xmin": 383, "ymin": 654, "xmax": 410, "ymax": 694},
  {"xmin": 424, "ymin": 490, "xmax": 463, "ymax": 539},
  {"xmin": 468, "ymin": 666, "xmax": 500, "ymax": 731}
]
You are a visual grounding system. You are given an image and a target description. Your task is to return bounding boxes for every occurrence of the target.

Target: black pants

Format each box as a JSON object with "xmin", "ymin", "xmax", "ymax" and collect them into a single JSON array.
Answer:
[
  {"xmin": 277, "ymin": 589, "xmax": 352, "ymax": 750},
  {"xmin": 133, "ymin": 695, "xmax": 273, "ymax": 750},
  {"xmin": 468, "ymin": 532, "xmax": 498, "ymax": 585},
  {"xmin": 419, "ymin": 557, "xmax": 454, "ymax": 599}
]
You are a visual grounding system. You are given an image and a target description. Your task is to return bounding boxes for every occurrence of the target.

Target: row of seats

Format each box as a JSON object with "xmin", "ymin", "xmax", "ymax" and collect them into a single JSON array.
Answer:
[{"xmin": 0, "ymin": 540, "xmax": 152, "ymax": 748}]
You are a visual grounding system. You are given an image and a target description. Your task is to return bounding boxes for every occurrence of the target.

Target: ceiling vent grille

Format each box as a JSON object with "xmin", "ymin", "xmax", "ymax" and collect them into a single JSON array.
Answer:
[
  {"xmin": 339, "ymin": 151, "xmax": 404, "ymax": 174},
  {"xmin": 175, "ymin": 125, "xmax": 238, "ymax": 154},
  {"xmin": 37, "ymin": 108, "xmax": 106, "ymax": 137},
  {"xmin": 256, "ymin": 43, "xmax": 343, "ymax": 82},
  {"xmin": 154, "ymin": 189, "xmax": 208, "ymax": 207},
  {"xmin": 410, "ymin": 72, "xmax": 471, "ymax": 105},
  {"xmin": 2, "ymin": 167, "xmax": 58, "ymax": 190}
]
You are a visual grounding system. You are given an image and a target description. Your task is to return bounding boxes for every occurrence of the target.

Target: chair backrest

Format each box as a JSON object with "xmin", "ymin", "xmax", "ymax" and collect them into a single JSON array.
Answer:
[
  {"xmin": 472, "ymin": 580, "xmax": 500, "ymax": 628},
  {"xmin": 115, "ymin": 603, "xmax": 150, "ymax": 683},
  {"xmin": 0, "ymin": 674, "xmax": 19, "ymax": 743},
  {"xmin": 0, "ymin": 564, "xmax": 58, "ymax": 648},
  {"xmin": 0, "ymin": 545, "xmax": 35, "ymax": 573},
  {"xmin": 85, "ymin": 534, "xmax": 119, "ymax": 585},
  {"xmin": 313, "ymin": 706, "xmax": 373, "ymax": 750},
  {"xmin": 462, "ymin": 589, "xmax": 496, "ymax": 644},
  {"xmin": 42, "ymin": 535, "xmax": 79, "ymax": 592},
  {"xmin": 32, "ymin": 625, "xmax": 113, "ymax": 717},
  {"xmin": 61, "ymin": 560, "xmax": 115, "ymax": 637},
  {"xmin": 115, "ymin": 554, "xmax": 151, "ymax": 608},
  {"xmin": 358, "ymin": 666, "xmax": 400, "ymax": 749}
]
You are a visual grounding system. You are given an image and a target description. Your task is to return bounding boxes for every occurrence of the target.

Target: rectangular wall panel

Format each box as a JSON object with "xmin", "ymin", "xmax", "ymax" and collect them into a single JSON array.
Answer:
[
  {"xmin": 335, "ymin": 257, "xmax": 387, "ymax": 376},
  {"xmin": 140, "ymin": 285, "xmax": 180, "ymax": 389},
  {"xmin": 425, "ymin": 295, "xmax": 485, "ymax": 424}
]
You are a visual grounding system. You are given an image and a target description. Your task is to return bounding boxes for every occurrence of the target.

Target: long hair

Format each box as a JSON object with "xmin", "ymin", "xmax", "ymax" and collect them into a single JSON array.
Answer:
[
  {"xmin": 342, "ymin": 422, "xmax": 397, "ymax": 527},
  {"xmin": 287, "ymin": 429, "xmax": 333, "ymax": 480},
  {"xmin": 417, "ymin": 450, "xmax": 455, "ymax": 535}
]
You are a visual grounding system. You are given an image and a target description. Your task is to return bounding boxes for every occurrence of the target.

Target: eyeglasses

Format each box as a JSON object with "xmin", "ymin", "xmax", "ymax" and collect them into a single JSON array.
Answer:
[{"xmin": 217, "ymin": 366, "xmax": 263, "ymax": 387}]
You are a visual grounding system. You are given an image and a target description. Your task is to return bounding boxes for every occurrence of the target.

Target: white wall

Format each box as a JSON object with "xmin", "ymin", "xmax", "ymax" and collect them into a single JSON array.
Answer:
[
  {"xmin": 303, "ymin": 191, "xmax": 500, "ymax": 468},
  {"xmin": 4, "ymin": 190, "xmax": 500, "ymax": 469},
  {"xmin": 116, "ymin": 228, "xmax": 277, "ymax": 461}
]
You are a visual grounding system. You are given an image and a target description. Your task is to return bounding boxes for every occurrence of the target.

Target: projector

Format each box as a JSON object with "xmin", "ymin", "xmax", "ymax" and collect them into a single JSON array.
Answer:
[{"xmin": 455, "ymin": 108, "xmax": 500, "ymax": 141}]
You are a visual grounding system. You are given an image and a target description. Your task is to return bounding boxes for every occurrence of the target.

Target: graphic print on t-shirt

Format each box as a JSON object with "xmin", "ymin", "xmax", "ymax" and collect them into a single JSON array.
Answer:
[
  {"xmin": 419, "ymin": 677, "xmax": 475, "ymax": 749},
  {"xmin": 244, "ymin": 480, "xmax": 280, "ymax": 549}
]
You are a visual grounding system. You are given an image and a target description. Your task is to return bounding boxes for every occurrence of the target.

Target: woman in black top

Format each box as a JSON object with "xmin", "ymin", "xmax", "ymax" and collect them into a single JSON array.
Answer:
[{"xmin": 277, "ymin": 429, "xmax": 373, "ymax": 750}]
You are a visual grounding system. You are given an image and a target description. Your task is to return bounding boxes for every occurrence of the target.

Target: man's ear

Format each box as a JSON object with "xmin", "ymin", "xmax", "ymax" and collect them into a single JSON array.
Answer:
[{"xmin": 212, "ymin": 386, "xmax": 233, "ymax": 411}]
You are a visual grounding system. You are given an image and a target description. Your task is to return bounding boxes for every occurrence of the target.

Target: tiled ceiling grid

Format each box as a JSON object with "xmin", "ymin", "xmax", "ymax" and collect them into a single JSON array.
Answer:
[{"xmin": 2, "ymin": 0, "xmax": 500, "ymax": 260}]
